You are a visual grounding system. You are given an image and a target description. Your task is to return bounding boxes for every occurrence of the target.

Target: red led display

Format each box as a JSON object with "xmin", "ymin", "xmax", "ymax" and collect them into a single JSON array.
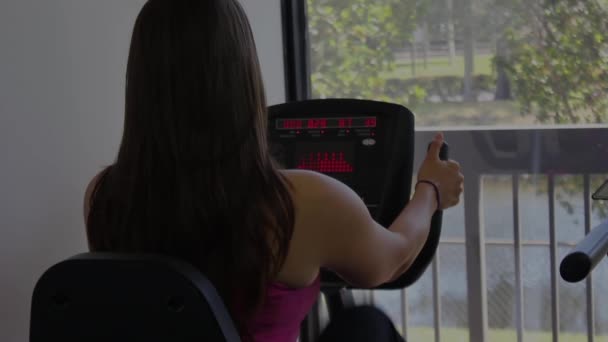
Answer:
[
  {"xmin": 338, "ymin": 118, "xmax": 353, "ymax": 128},
  {"xmin": 277, "ymin": 117, "xmax": 377, "ymax": 130},
  {"xmin": 282, "ymin": 119, "xmax": 303, "ymax": 130},
  {"xmin": 297, "ymin": 151, "xmax": 354, "ymax": 173},
  {"xmin": 307, "ymin": 119, "xmax": 327, "ymax": 129},
  {"xmin": 364, "ymin": 117, "xmax": 376, "ymax": 127}
]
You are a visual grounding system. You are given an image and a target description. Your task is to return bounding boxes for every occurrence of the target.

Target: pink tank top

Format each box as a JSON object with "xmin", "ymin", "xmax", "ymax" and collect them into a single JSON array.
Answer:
[{"xmin": 244, "ymin": 275, "xmax": 321, "ymax": 342}]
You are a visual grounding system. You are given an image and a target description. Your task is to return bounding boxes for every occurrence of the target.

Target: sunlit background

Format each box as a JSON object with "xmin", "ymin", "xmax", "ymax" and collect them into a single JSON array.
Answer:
[{"xmin": 305, "ymin": 0, "xmax": 608, "ymax": 340}]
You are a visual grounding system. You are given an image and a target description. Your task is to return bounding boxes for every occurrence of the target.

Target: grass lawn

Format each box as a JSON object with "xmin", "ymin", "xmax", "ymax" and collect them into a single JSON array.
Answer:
[
  {"xmin": 404, "ymin": 327, "xmax": 607, "ymax": 341},
  {"xmin": 410, "ymin": 100, "xmax": 538, "ymax": 127},
  {"xmin": 382, "ymin": 54, "xmax": 494, "ymax": 79}
]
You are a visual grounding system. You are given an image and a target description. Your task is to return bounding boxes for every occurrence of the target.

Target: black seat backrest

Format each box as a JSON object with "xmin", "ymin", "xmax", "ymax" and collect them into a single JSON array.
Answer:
[{"xmin": 30, "ymin": 253, "xmax": 241, "ymax": 342}]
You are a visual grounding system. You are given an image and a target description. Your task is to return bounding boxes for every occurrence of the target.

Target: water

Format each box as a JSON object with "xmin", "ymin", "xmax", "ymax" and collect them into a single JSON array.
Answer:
[{"xmin": 368, "ymin": 175, "xmax": 608, "ymax": 335}]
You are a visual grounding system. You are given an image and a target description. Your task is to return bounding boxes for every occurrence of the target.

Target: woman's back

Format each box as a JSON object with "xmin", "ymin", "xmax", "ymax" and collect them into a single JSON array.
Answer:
[
  {"xmin": 84, "ymin": 0, "xmax": 464, "ymax": 341},
  {"xmin": 83, "ymin": 167, "xmax": 372, "ymax": 341},
  {"xmin": 84, "ymin": 0, "xmax": 302, "ymax": 339}
]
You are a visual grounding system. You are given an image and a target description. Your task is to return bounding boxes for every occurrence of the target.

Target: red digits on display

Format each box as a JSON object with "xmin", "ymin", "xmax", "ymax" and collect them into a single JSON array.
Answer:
[
  {"xmin": 283, "ymin": 120, "xmax": 303, "ymax": 129},
  {"xmin": 296, "ymin": 151, "xmax": 354, "ymax": 173},
  {"xmin": 283, "ymin": 117, "xmax": 374, "ymax": 129},
  {"xmin": 338, "ymin": 118, "xmax": 353, "ymax": 128},
  {"xmin": 307, "ymin": 119, "xmax": 327, "ymax": 129}
]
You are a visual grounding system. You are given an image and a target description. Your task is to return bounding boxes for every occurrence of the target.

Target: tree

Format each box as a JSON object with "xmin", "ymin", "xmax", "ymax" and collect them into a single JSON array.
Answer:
[
  {"xmin": 421, "ymin": 21, "xmax": 430, "ymax": 69},
  {"xmin": 478, "ymin": 0, "xmax": 530, "ymax": 100},
  {"xmin": 461, "ymin": 0, "xmax": 475, "ymax": 101},
  {"xmin": 503, "ymin": 0, "xmax": 608, "ymax": 124},
  {"xmin": 494, "ymin": 38, "xmax": 512, "ymax": 100},
  {"xmin": 446, "ymin": 0, "xmax": 456, "ymax": 65},
  {"xmin": 307, "ymin": 0, "xmax": 425, "ymax": 100}
]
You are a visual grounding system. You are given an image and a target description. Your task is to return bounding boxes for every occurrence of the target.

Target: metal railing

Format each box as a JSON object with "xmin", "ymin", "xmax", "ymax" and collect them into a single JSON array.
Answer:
[{"xmin": 325, "ymin": 126, "xmax": 608, "ymax": 342}]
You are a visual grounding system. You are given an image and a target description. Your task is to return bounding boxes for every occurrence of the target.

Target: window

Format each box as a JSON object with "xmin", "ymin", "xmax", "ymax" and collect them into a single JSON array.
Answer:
[
  {"xmin": 303, "ymin": 0, "xmax": 608, "ymax": 128},
  {"xmin": 285, "ymin": 0, "xmax": 608, "ymax": 340}
]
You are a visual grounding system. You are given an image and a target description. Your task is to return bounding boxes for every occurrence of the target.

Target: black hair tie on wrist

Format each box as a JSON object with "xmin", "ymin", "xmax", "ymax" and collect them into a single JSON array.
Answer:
[{"xmin": 416, "ymin": 180, "xmax": 441, "ymax": 210}]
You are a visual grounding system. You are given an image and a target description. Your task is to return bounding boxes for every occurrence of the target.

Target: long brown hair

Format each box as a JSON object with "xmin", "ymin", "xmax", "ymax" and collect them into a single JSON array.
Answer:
[{"xmin": 86, "ymin": 0, "xmax": 294, "ymax": 335}]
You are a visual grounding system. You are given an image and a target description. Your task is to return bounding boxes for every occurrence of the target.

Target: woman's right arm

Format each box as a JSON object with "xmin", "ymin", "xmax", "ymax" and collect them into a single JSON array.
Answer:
[{"xmin": 290, "ymin": 133, "xmax": 463, "ymax": 288}]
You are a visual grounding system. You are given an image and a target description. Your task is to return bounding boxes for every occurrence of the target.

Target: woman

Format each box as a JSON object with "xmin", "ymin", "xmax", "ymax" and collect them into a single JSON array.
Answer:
[{"xmin": 84, "ymin": 1, "xmax": 464, "ymax": 341}]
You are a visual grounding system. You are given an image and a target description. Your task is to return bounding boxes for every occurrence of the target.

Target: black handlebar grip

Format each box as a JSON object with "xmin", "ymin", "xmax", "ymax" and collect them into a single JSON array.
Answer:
[
  {"xmin": 398, "ymin": 142, "xmax": 448, "ymax": 287},
  {"xmin": 438, "ymin": 142, "xmax": 449, "ymax": 161}
]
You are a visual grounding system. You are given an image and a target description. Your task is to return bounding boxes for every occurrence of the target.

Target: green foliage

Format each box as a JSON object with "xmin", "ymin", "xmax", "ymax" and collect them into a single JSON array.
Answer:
[
  {"xmin": 307, "ymin": 0, "xmax": 424, "ymax": 101},
  {"xmin": 555, "ymin": 175, "xmax": 608, "ymax": 221},
  {"xmin": 521, "ymin": 174, "xmax": 608, "ymax": 221},
  {"xmin": 503, "ymin": 0, "xmax": 608, "ymax": 124}
]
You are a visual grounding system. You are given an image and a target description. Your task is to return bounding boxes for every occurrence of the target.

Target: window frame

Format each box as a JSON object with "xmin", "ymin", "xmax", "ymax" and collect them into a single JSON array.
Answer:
[{"xmin": 280, "ymin": 0, "xmax": 311, "ymax": 102}]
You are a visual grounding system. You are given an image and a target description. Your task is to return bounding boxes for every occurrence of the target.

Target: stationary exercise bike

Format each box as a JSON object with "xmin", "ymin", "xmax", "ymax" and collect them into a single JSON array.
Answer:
[{"xmin": 30, "ymin": 99, "xmax": 447, "ymax": 342}]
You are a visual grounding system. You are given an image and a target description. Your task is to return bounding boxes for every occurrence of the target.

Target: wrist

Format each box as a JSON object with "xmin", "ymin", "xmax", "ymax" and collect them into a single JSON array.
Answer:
[{"xmin": 415, "ymin": 180, "xmax": 440, "ymax": 211}]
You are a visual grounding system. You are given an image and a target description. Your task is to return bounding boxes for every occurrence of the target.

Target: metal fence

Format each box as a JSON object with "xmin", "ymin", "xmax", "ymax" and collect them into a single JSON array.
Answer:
[{"xmin": 317, "ymin": 126, "xmax": 608, "ymax": 342}]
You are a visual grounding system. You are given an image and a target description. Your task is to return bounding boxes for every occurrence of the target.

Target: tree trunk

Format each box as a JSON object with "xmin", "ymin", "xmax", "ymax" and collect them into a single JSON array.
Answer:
[
  {"xmin": 423, "ymin": 21, "xmax": 430, "ymax": 69},
  {"xmin": 463, "ymin": 0, "xmax": 475, "ymax": 102},
  {"xmin": 494, "ymin": 37, "xmax": 512, "ymax": 100},
  {"xmin": 410, "ymin": 40, "xmax": 417, "ymax": 77},
  {"xmin": 446, "ymin": 0, "xmax": 456, "ymax": 65}
]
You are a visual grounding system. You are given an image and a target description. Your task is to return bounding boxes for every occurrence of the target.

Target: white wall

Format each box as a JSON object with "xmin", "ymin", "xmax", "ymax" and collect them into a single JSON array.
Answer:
[
  {"xmin": 241, "ymin": 0, "xmax": 286, "ymax": 105},
  {"xmin": 0, "ymin": 1, "xmax": 285, "ymax": 341}
]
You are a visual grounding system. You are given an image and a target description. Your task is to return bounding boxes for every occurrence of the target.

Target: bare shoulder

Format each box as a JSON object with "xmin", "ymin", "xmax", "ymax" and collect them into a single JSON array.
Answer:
[
  {"xmin": 276, "ymin": 169, "xmax": 371, "ymax": 285},
  {"xmin": 280, "ymin": 168, "xmax": 329, "ymax": 185},
  {"xmin": 279, "ymin": 169, "xmax": 396, "ymax": 287},
  {"xmin": 279, "ymin": 168, "xmax": 373, "ymax": 242},
  {"xmin": 281, "ymin": 169, "xmax": 358, "ymax": 202}
]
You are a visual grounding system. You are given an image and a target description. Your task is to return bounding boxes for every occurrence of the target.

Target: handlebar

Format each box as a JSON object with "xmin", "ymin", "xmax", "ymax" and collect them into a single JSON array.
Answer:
[{"xmin": 560, "ymin": 219, "xmax": 608, "ymax": 283}]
